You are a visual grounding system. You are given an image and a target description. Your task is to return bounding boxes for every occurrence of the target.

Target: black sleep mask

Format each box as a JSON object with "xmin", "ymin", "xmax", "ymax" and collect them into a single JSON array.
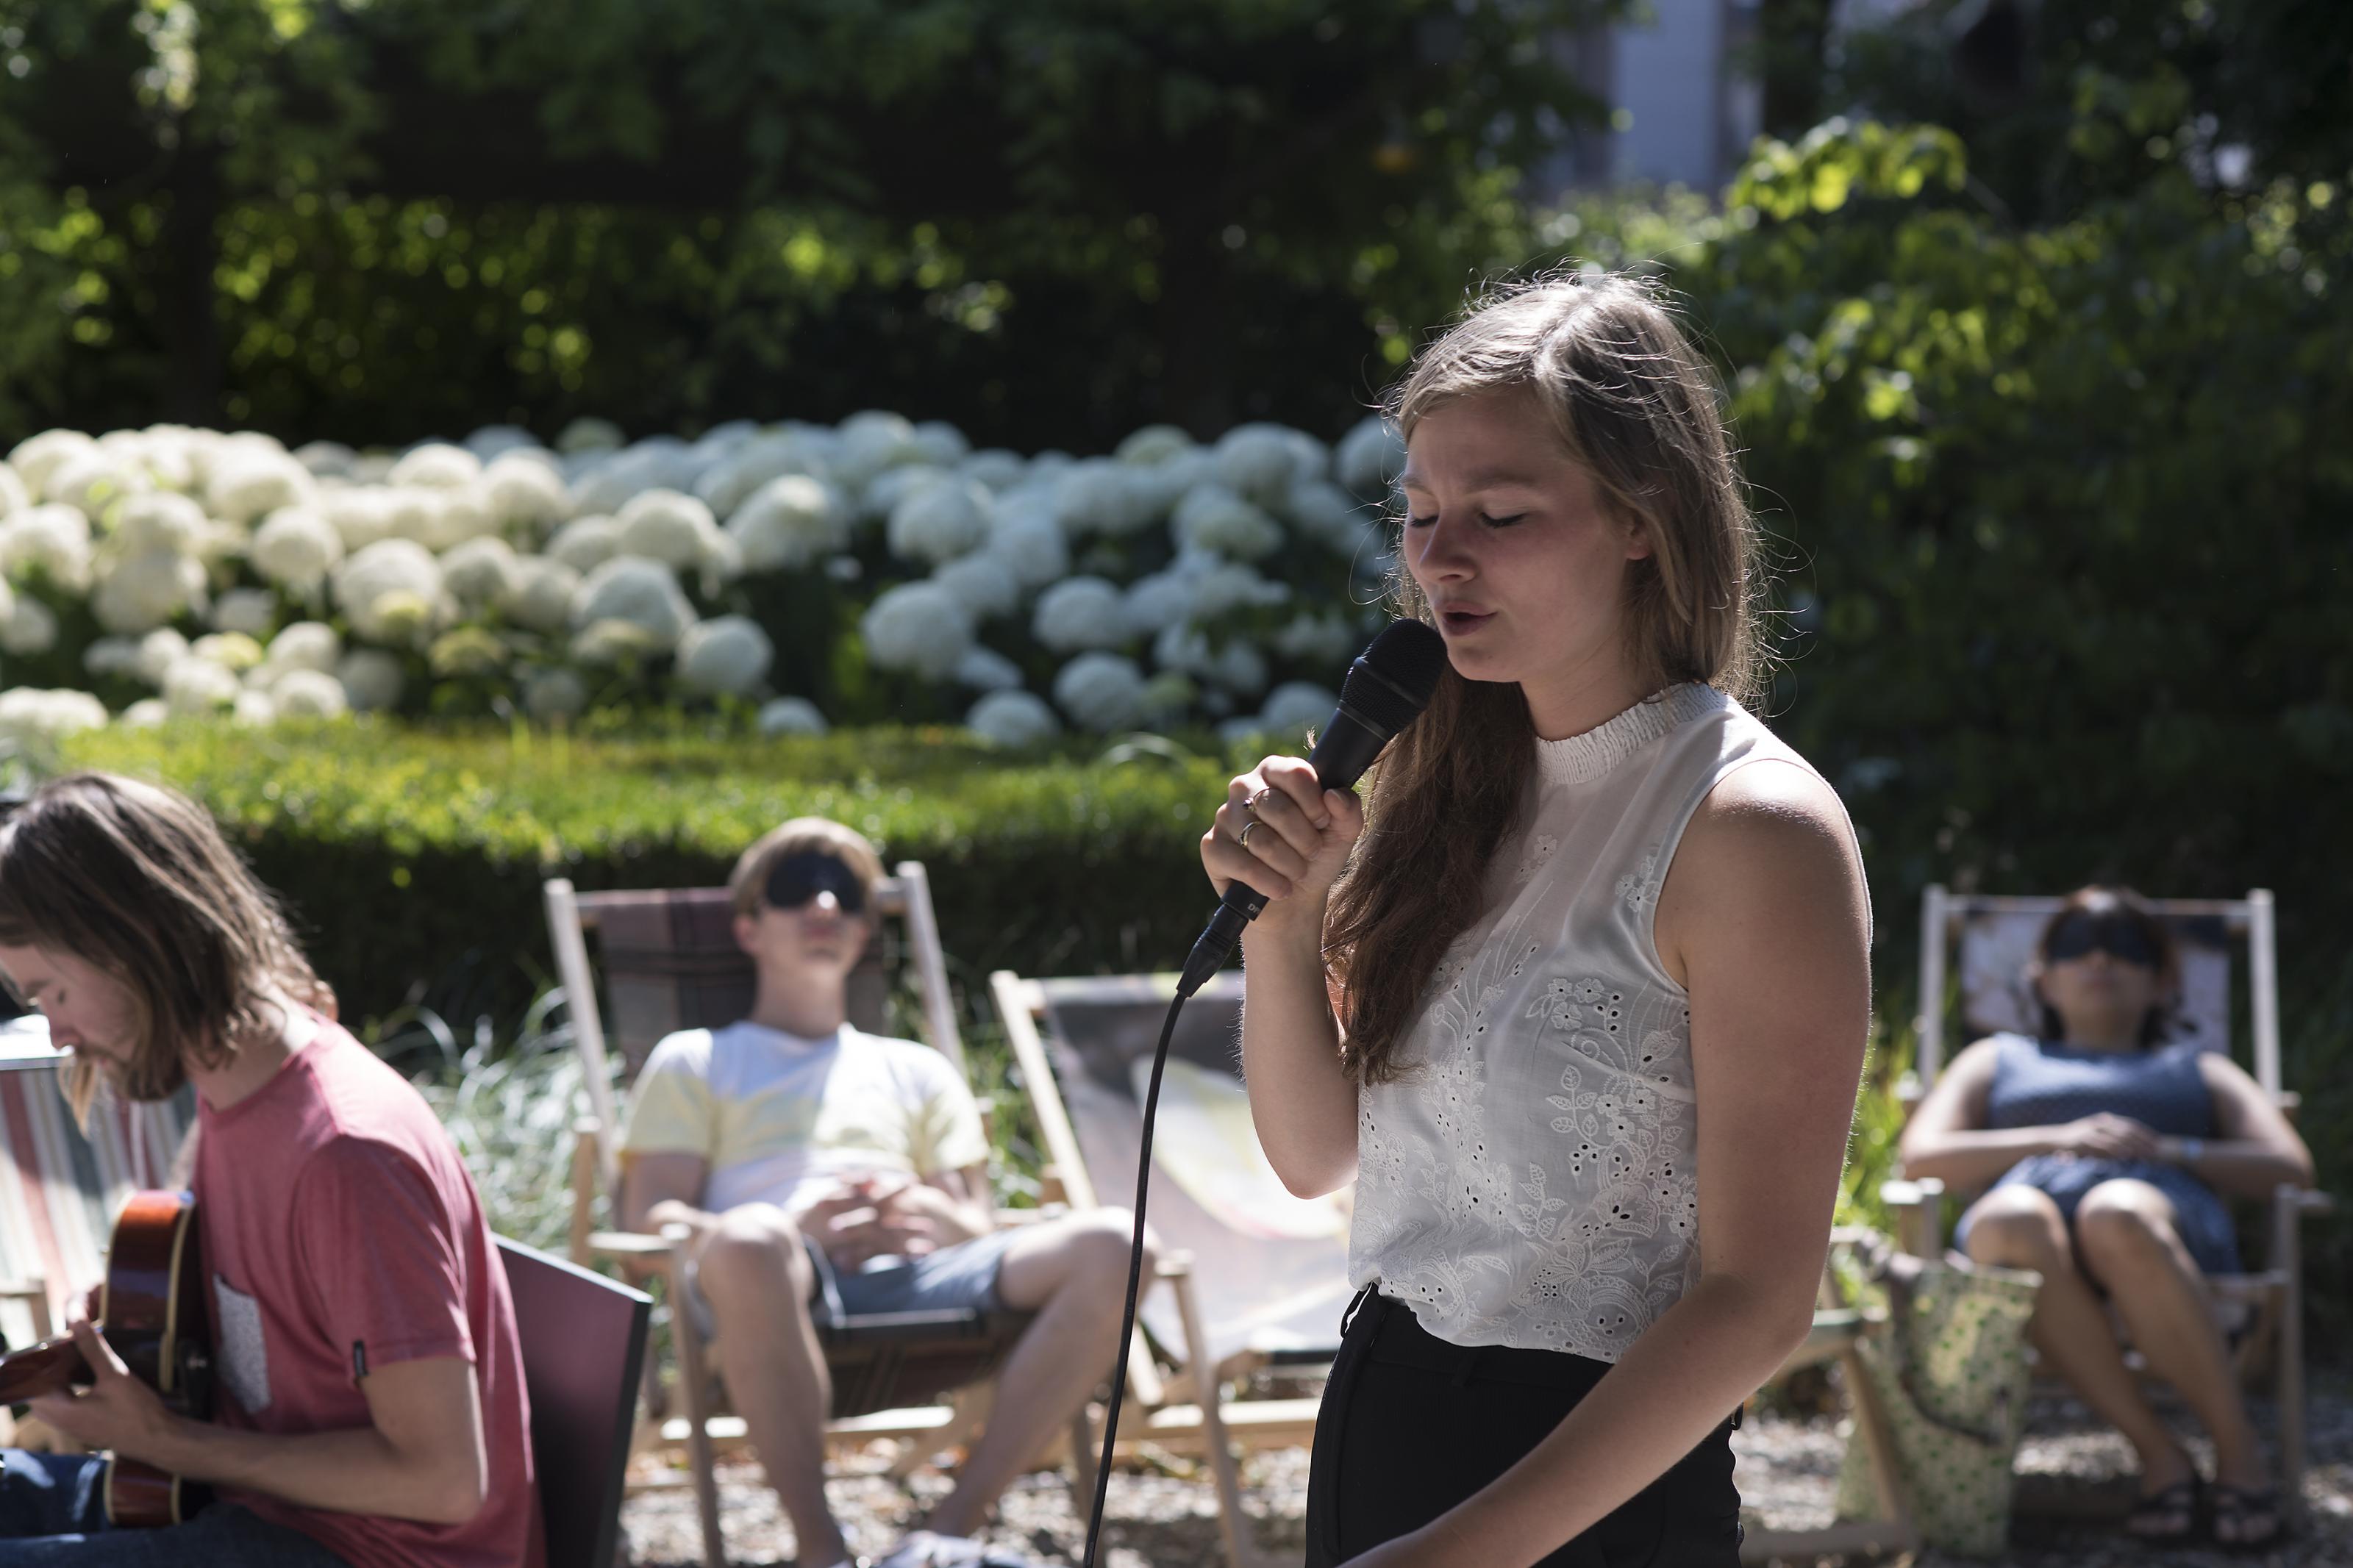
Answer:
[{"xmin": 763, "ymin": 851, "xmax": 867, "ymax": 916}]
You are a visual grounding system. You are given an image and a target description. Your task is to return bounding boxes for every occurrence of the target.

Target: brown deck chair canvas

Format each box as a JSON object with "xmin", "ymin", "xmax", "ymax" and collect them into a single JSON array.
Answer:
[
  {"xmin": 546, "ymin": 868, "xmax": 1040, "ymax": 1568},
  {"xmin": 1885, "ymin": 886, "xmax": 2335, "ymax": 1525}
]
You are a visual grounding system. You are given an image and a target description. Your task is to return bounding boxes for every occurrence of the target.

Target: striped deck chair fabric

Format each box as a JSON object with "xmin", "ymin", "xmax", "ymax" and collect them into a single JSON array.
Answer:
[{"xmin": 0, "ymin": 1016, "xmax": 195, "ymax": 1349}]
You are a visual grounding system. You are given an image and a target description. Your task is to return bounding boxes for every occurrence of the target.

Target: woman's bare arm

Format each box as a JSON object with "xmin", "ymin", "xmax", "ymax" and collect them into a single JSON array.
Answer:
[
  {"xmin": 2187, "ymin": 1054, "xmax": 2317, "ymax": 1198},
  {"xmin": 1894, "ymin": 1037, "xmax": 2071, "ymax": 1192}
]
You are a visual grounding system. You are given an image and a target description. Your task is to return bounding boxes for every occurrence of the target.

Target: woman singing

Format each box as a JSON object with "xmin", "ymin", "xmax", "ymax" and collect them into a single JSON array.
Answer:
[{"xmin": 1203, "ymin": 274, "xmax": 1872, "ymax": 1567}]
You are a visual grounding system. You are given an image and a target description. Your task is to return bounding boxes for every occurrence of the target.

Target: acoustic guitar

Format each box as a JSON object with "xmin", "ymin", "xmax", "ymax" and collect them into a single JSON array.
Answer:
[{"xmin": 0, "ymin": 1189, "xmax": 214, "ymax": 1525}]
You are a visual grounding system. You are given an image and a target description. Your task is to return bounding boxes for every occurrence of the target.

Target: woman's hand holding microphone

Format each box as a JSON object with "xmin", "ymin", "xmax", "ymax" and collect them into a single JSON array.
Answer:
[{"xmin": 1200, "ymin": 755, "xmax": 1363, "ymax": 937}]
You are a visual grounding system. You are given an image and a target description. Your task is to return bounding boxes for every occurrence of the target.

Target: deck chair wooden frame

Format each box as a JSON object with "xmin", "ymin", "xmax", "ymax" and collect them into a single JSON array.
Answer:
[
  {"xmin": 992, "ymin": 967, "xmax": 1354, "ymax": 1568},
  {"xmin": 1888, "ymin": 884, "xmax": 2335, "ymax": 1525},
  {"xmin": 546, "ymin": 867, "xmax": 1067, "ymax": 1568}
]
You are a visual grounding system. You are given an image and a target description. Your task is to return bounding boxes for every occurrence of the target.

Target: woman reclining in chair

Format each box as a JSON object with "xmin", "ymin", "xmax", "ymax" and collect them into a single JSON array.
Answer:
[{"xmin": 1900, "ymin": 886, "xmax": 2315, "ymax": 1548}]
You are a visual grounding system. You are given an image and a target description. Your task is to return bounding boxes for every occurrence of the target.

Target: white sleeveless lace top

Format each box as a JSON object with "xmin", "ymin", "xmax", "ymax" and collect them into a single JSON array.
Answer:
[{"xmin": 1347, "ymin": 683, "xmax": 1825, "ymax": 1360}]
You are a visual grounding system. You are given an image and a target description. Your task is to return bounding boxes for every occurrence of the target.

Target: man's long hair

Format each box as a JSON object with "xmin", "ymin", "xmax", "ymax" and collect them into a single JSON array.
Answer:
[
  {"xmin": 1323, "ymin": 272, "xmax": 1768, "ymax": 1084},
  {"xmin": 0, "ymin": 772, "xmax": 335, "ymax": 1117}
]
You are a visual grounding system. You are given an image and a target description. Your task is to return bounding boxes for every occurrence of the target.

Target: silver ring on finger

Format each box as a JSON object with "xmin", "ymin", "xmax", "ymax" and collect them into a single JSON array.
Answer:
[
  {"xmin": 1238, "ymin": 818, "xmax": 1263, "ymax": 851},
  {"xmin": 1249, "ymin": 787, "xmax": 1277, "ymax": 812}
]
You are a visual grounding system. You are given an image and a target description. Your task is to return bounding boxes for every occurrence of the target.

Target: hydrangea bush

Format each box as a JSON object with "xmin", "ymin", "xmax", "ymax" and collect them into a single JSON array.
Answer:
[{"xmin": 0, "ymin": 410, "xmax": 1408, "ymax": 752}]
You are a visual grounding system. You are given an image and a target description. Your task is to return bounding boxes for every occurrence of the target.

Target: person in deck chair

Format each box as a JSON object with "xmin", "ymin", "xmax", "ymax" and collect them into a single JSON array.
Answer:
[{"xmin": 618, "ymin": 817, "xmax": 1151, "ymax": 1568}]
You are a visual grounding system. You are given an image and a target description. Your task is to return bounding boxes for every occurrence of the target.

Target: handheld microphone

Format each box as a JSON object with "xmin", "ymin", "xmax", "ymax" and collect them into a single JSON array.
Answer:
[{"xmin": 1175, "ymin": 618, "xmax": 1449, "ymax": 997}]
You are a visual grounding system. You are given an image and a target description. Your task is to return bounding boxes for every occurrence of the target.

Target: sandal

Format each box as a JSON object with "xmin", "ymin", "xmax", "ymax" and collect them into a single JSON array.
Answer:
[
  {"xmin": 2210, "ymin": 1483, "xmax": 2285, "ymax": 1550},
  {"xmin": 2123, "ymin": 1475, "xmax": 2202, "ymax": 1544}
]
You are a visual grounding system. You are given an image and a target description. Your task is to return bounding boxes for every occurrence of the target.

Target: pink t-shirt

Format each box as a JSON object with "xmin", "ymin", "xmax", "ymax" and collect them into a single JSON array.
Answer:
[{"xmin": 193, "ymin": 1014, "xmax": 544, "ymax": 1568}]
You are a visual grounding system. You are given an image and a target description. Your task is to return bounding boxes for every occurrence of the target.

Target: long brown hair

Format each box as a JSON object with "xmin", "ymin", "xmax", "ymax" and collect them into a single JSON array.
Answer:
[
  {"xmin": 0, "ymin": 772, "xmax": 335, "ymax": 1116},
  {"xmin": 1325, "ymin": 272, "xmax": 1766, "ymax": 1084}
]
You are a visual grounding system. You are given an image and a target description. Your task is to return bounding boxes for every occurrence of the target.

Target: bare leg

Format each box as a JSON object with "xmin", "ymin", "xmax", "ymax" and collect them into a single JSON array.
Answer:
[
  {"xmin": 923, "ymin": 1209, "xmax": 1155, "ymax": 1539},
  {"xmin": 2075, "ymin": 1180, "xmax": 2274, "ymax": 1540},
  {"xmin": 695, "ymin": 1203, "xmax": 852, "ymax": 1568},
  {"xmin": 1962, "ymin": 1188, "xmax": 2195, "ymax": 1508}
]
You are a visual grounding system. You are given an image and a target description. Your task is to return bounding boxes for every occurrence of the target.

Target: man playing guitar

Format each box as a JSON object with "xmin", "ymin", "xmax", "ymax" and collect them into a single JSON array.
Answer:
[{"xmin": 0, "ymin": 773, "xmax": 542, "ymax": 1567}]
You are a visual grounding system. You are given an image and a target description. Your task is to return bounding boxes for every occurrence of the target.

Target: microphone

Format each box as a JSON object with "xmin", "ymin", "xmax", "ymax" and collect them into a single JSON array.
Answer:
[{"xmin": 1175, "ymin": 619, "xmax": 1449, "ymax": 997}]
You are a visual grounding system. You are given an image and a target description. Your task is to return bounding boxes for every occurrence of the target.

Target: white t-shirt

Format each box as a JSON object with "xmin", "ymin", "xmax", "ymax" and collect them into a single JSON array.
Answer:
[{"xmin": 618, "ymin": 1020, "xmax": 990, "ymax": 1218}]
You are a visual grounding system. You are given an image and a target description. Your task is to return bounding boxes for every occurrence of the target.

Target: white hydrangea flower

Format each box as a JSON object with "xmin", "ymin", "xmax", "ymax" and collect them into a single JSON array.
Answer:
[
  {"xmin": 0, "ymin": 462, "xmax": 27, "ymax": 518},
  {"xmin": 335, "ymin": 539, "xmax": 449, "ymax": 646},
  {"xmin": 1122, "ymin": 568, "xmax": 1196, "ymax": 634},
  {"xmin": 1260, "ymin": 681, "xmax": 1339, "ymax": 737},
  {"xmin": 268, "ymin": 621, "xmax": 342, "ymax": 674},
  {"xmin": 1186, "ymin": 558, "xmax": 1290, "ymax": 620},
  {"xmin": 888, "ymin": 477, "xmax": 992, "ymax": 565},
  {"xmin": 860, "ymin": 581, "xmax": 975, "ymax": 679},
  {"xmin": 251, "ymin": 506, "xmax": 345, "ymax": 593},
  {"xmin": 336, "ymin": 649, "xmax": 405, "ymax": 711},
  {"xmin": 94, "ymin": 546, "xmax": 206, "ymax": 634},
  {"xmin": 1032, "ymin": 576, "xmax": 1132, "ymax": 652},
  {"xmin": 546, "ymin": 515, "xmax": 622, "ymax": 574},
  {"xmin": 389, "ymin": 442, "xmax": 483, "ymax": 490},
  {"xmin": 232, "ymin": 688, "xmax": 278, "ymax": 727},
  {"xmin": 1154, "ymin": 623, "xmax": 1268, "ymax": 695},
  {"xmin": 957, "ymin": 449, "xmax": 1027, "ymax": 493},
  {"xmin": 568, "ymin": 441, "xmax": 697, "ymax": 516},
  {"xmin": 501, "ymin": 556, "xmax": 582, "ymax": 634},
  {"xmin": 521, "ymin": 666, "xmax": 589, "ymax": 721},
  {"xmin": 321, "ymin": 487, "xmax": 396, "ymax": 551},
  {"xmin": 729, "ymin": 475, "xmax": 849, "ymax": 571},
  {"xmin": 933, "ymin": 554, "xmax": 1021, "ymax": 620},
  {"xmin": 1115, "ymin": 425, "xmax": 1196, "ymax": 465},
  {"xmin": 1282, "ymin": 477, "xmax": 1371, "ymax": 553},
  {"xmin": 463, "ymin": 425, "xmax": 540, "ymax": 462},
  {"xmin": 1336, "ymin": 415, "xmax": 1407, "ymax": 501},
  {"xmin": 569, "ymin": 555, "xmax": 696, "ymax": 651},
  {"xmin": 693, "ymin": 432, "xmax": 830, "ymax": 519},
  {"xmin": 379, "ymin": 487, "xmax": 449, "ymax": 548},
  {"xmin": 190, "ymin": 632, "xmax": 263, "ymax": 671},
  {"xmin": 162, "ymin": 654, "xmax": 242, "ymax": 717},
  {"xmin": 910, "ymin": 420, "xmax": 970, "ymax": 468},
  {"xmin": 857, "ymin": 462, "xmax": 944, "ymax": 527},
  {"xmin": 952, "ymin": 645, "xmax": 1024, "ymax": 690},
  {"xmin": 135, "ymin": 628, "xmax": 190, "ymax": 686},
  {"xmin": 482, "ymin": 453, "xmax": 572, "ymax": 534},
  {"xmin": 115, "ymin": 493, "xmax": 212, "ymax": 562},
  {"xmin": 44, "ymin": 449, "xmax": 151, "ymax": 520},
  {"xmin": 293, "ymin": 440, "xmax": 358, "ymax": 478},
  {"xmin": 126, "ymin": 426, "xmax": 201, "ymax": 491},
  {"xmin": 569, "ymin": 620, "xmax": 654, "ymax": 667},
  {"xmin": 615, "ymin": 490, "xmax": 721, "ymax": 571},
  {"xmin": 85, "ymin": 636, "xmax": 140, "ymax": 679},
  {"xmin": 418, "ymin": 484, "xmax": 499, "ymax": 551},
  {"xmin": 1172, "ymin": 483, "xmax": 1284, "ymax": 559},
  {"xmin": 1053, "ymin": 652, "xmax": 1147, "ymax": 733},
  {"xmin": 967, "ymin": 689, "xmax": 1060, "ymax": 747},
  {"xmin": 985, "ymin": 501, "xmax": 1068, "ymax": 589},
  {"xmin": 0, "ymin": 504, "xmax": 95, "ymax": 592},
  {"xmin": 556, "ymin": 416, "xmax": 624, "ymax": 454},
  {"xmin": 675, "ymin": 615, "xmax": 775, "ymax": 697},
  {"xmin": 834, "ymin": 410, "xmax": 926, "ymax": 491},
  {"xmin": 1213, "ymin": 424, "xmax": 1305, "ymax": 506},
  {"xmin": 267, "ymin": 668, "xmax": 349, "ymax": 720},
  {"xmin": 757, "ymin": 696, "xmax": 829, "ymax": 737},
  {"xmin": 210, "ymin": 587, "xmax": 279, "ymax": 638},
  {"xmin": 1274, "ymin": 609, "xmax": 1363, "ymax": 666},
  {"xmin": 121, "ymin": 698, "xmax": 169, "ymax": 728},
  {"xmin": 1127, "ymin": 445, "xmax": 1212, "ymax": 519},
  {"xmin": 204, "ymin": 449, "xmax": 313, "ymax": 524},
  {"xmin": 8, "ymin": 432, "xmax": 99, "ymax": 499},
  {"xmin": 1054, "ymin": 458, "xmax": 1162, "ymax": 537},
  {"xmin": 1, "ymin": 597, "xmax": 57, "ymax": 656},
  {"xmin": 440, "ymin": 537, "xmax": 522, "ymax": 609},
  {"xmin": 0, "ymin": 687, "xmax": 110, "ymax": 749}
]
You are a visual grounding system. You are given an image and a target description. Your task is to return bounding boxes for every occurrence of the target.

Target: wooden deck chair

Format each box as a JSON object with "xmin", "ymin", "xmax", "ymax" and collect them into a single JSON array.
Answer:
[
  {"xmin": 501, "ymin": 1235, "xmax": 654, "ymax": 1568},
  {"xmin": 1885, "ymin": 886, "xmax": 2335, "ymax": 1523},
  {"xmin": 991, "ymin": 968, "xmax": 1335, "ymax": 1568},
  {"xmin": 0, "ymin": 1018, "xmax": 195, "ymax": 1359},
  {"xmin": 544, "ymin": 869, "xmax": 1053, "ymax": 1568}
]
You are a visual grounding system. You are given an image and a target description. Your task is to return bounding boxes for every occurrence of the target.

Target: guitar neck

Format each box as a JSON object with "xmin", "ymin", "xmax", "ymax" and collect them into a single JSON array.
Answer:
[{"xmin": 0, "ymin": 1336, "xmax": 88, "ymax": 1406}]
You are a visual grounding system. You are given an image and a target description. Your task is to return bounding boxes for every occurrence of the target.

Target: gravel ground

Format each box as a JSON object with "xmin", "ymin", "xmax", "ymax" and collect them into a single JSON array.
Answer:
[{"xmin": 622, "ymin": 1370, "xmax": 2353, "ymax": 1567}]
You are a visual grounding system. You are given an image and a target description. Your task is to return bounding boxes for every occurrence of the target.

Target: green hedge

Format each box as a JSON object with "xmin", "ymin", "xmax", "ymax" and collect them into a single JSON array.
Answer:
[{"xmin": 58, "ymin": 719, "xmax": 1232, "ymax": 1028}]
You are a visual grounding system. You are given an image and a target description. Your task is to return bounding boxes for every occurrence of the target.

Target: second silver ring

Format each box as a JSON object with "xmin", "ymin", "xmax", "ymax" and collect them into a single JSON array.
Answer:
[{"xmin": 1238, "ymin": 818, "xmax": 1263, "ymax": 851}]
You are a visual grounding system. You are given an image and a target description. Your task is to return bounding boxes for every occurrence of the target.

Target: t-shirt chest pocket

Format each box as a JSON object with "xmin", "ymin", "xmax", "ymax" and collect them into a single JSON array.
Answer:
[{"xmin": 213, "ymin": 1272, "xmax": 271, "ymax": 1414}]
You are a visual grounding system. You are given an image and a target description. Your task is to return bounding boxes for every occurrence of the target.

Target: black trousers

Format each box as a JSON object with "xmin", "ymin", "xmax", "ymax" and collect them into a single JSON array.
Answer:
[{"xmin": 1304, "ymin": 1292, "xmax": 1744, "ymax": 1567}]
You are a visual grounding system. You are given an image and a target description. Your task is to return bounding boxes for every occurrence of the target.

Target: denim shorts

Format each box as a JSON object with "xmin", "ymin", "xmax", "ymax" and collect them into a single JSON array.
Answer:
[{"xmin": 685, "ymin": 1226, "xmax": 1024, "ymax": 1339}]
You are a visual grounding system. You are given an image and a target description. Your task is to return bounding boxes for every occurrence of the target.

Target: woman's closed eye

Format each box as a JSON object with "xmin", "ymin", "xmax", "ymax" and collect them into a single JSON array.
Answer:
[{"xmin": 1404, "ymin": 511, "xmax": 1527, "ymax": 530}]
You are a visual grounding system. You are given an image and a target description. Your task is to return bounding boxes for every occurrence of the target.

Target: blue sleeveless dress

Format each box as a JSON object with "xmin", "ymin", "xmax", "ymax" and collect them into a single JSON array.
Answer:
[{"xmin": 1949, "ymin": 1033, "xmax": 2241, "ymax": 1275}]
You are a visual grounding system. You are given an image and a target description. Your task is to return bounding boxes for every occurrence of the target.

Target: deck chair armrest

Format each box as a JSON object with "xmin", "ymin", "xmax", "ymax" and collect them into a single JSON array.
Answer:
[
  {"xmin": 2283, "ymin": 1184, "xmax": 2334, "ymax": 1217},
  {"xmin": 588, "ymin": 1231, "xmax": 679, "ymax": 1259},
  {"xmin": 0, "ymin": 1285, "xmax": 47, "ymax": 1303}
]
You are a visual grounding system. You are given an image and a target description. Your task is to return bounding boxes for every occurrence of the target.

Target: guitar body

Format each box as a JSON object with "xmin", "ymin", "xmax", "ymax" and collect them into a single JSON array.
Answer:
[{"xmin": 0, "ymin": 1190, "xmax": 213, "ymax": 1528}]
